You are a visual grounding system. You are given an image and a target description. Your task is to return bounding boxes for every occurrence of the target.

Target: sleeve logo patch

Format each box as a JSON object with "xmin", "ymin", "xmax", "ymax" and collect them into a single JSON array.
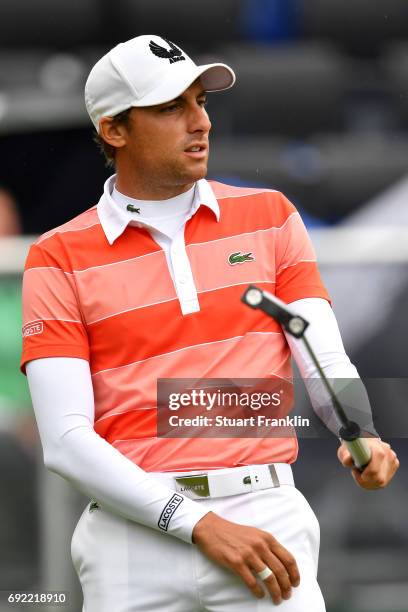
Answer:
[
  {"xmin": 22, "ymin": 321, "xmax": 44, "ymax": 338},
  {"xmin": 158, "ymin": 493, "xmax": 184, "ymax": 531}
]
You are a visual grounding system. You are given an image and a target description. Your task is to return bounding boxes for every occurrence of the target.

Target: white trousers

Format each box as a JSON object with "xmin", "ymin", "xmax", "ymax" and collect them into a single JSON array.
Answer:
[{"xmin": 71, "ymin": 479, "xmax": 325, "ymax": 612}]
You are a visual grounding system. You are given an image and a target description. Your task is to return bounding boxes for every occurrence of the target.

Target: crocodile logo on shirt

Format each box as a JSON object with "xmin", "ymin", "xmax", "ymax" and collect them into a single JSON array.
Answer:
[
  {"xmin": 228, "ymin": 251, "xmax": 255, "ymax": 265},
  {"xmin": 127, "ymin": 204, "xmax": 141, "ymax": 214},
  {"xmin": 89, "ymin": 501, "xmax": 100, "ymax": 513}
]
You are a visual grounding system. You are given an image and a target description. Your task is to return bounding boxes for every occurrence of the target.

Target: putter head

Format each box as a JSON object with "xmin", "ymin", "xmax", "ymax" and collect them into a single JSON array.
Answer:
[{"xmin": 241, "ymin": 285, "xmax": 309, "ymax": 339}]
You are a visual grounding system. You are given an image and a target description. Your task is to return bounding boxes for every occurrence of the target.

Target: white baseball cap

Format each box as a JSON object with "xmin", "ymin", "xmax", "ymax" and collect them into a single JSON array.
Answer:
[{"xmin": 85, "ymin": 34, "xmax": 236, "ymax": 132}]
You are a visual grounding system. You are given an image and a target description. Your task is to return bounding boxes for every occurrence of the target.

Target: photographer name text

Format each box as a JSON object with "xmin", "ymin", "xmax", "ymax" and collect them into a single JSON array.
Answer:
[{"xmin": 168, "ymin": 415, "xmax": 310, "ymax": 428}]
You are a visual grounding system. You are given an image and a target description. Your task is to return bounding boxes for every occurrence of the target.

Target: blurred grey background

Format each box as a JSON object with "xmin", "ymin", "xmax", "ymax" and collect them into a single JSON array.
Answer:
[{"xmin": 0, "ymin": 1, "xmax": 407, "ymax": 611}]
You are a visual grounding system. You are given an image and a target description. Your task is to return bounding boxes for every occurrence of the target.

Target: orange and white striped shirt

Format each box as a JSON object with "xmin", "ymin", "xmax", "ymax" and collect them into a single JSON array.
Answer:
[{"xmin": 21, "ymin": 178, "xmax": 330, "ymax": 472}]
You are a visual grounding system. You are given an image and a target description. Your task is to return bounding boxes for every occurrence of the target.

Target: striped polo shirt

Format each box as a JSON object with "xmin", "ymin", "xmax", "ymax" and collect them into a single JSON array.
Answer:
[{"xmin": 21, "ymin": 178, "xmax": 330, "ymax": 472}]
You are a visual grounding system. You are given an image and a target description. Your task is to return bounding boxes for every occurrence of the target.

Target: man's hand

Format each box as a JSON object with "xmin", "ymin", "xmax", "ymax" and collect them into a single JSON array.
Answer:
[
  {"xmin": 192, "ymin": 511, "xmax": 300, "ymax": 605},
  {"xmin": 337, "ymin": 438, "xmax": 399, "ymax": 489}
]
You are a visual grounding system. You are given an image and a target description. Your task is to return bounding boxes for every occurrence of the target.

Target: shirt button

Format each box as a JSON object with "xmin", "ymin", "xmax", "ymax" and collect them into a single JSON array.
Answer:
[{"xmin": 178, "ymin": 275, "xmax": 188, "ymax": 284}]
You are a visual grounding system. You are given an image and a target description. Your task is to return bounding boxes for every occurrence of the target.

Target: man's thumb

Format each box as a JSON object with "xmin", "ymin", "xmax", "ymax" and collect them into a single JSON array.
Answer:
[{"xmin": 337, "ymin": 445, "xmax": 354, "ymax": 467}]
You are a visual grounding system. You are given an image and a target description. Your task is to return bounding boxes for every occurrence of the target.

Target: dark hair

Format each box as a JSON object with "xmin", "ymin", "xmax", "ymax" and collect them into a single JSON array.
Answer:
[{"xmin": 93, "ymin": 108, "xmax": 133, "ymax": 168}]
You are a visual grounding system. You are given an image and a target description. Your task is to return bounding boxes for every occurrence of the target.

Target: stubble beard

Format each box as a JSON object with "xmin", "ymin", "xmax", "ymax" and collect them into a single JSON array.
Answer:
[
  {"xmin": 167, "ymin": 156, "xmax": 209, "ymax": 187},
  {"xmin": 128, "ymin": 147, "xmax": 209, "ymax": 193}
]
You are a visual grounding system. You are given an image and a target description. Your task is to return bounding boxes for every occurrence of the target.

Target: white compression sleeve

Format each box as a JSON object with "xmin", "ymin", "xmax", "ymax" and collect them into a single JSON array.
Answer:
[
  {"xmin": 284, "ymin": 298, "xmax": 377, "ymax": 436},
  {"xmin": 285, "ymin": 298, "xmax": 357, "ymax": 377},
  {"xmin": 26, "ymin": 357, "xmax": 210, "ymax": 543}
]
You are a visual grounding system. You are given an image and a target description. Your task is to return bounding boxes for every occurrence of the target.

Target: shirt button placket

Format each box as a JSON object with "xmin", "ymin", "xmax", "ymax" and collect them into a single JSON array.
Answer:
[{"xmin": 171, "ymin": 234, "xmax": 199, "ymax": 314}]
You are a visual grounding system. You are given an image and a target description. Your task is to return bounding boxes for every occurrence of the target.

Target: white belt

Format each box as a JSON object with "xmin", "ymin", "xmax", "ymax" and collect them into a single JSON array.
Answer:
[{"xmin": 150, "ymin": 463, "xmax": 294, "ymax": 501}]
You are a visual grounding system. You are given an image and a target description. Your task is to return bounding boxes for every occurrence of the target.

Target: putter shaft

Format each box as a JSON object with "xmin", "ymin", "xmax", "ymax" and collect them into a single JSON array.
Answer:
[{"xmin": 241, "ymin": 285, "xmax": 372, "ymax": 470}]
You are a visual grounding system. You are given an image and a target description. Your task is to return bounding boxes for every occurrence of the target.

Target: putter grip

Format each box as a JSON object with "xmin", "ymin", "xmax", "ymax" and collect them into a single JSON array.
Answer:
[{"xmin": 345, "ymin": 437, "xmax": 372, "ymax": 470}]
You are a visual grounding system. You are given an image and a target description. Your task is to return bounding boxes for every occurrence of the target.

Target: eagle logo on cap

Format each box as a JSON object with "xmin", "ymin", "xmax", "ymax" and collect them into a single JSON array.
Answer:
[{"xmin": 149, "ymin": 38, "xmax": 186, "ymax": 64}]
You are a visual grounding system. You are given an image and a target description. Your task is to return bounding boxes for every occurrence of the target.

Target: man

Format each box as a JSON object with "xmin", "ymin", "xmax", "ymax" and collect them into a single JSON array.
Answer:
[
  {"xmin": 0, "ymin": 187, "xmax": 21, "ymax": 236},
  {"xmin": 21, "ymin": 35, "xmax": 398, "ymax": 611}
]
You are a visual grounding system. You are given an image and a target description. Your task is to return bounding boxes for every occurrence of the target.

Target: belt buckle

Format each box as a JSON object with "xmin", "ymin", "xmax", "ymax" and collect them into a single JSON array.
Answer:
[{"xmin": 174, "ymin": 474, "xmax": 210, "ymax": 500}]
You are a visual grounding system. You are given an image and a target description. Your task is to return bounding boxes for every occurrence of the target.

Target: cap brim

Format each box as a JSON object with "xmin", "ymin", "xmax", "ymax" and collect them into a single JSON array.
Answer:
[{"xmin": 131, "ymin": 62, "xmax": 236, "ymax": 108}]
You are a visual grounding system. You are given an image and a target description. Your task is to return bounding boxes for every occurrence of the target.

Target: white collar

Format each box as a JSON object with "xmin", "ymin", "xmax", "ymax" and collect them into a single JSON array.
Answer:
[{"xmin": 97, "ymin": 174, "xmax": 220, "ymax": 245}]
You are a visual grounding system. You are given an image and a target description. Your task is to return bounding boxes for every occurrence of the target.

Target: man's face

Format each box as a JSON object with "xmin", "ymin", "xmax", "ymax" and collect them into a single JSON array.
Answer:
[{"xmin": 120, "ymin": 80, "xmax": 211, "ymax": 190}]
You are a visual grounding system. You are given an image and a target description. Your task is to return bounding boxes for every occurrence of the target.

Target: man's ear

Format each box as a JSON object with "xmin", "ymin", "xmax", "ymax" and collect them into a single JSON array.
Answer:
[{"xmin": 99, "ymin": 116, "xmax": 128, "ymax": 150}]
